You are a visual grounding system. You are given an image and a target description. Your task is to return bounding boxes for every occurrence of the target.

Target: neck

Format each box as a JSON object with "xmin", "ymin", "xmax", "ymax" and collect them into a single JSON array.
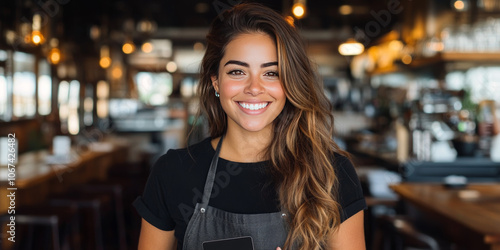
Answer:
[{"xmin": 213, "ymin": 127, "xmax": 272, "ymax": 163}]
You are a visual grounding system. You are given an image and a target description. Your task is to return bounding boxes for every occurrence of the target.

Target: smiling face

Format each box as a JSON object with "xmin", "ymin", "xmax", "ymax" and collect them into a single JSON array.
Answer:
[{"xmin": 212, "ymin": 32, "xmax": 286, "ymax": 135}]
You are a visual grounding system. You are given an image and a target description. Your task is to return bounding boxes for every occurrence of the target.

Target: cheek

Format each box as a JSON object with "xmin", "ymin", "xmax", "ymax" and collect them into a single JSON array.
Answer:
[
  {"xmin": 220, "ymin": 79, "xmax": 244, "ymax": 95},
  {"xmin": 269, "ymin": 84, "xmax": 286, "ymax": 101}
]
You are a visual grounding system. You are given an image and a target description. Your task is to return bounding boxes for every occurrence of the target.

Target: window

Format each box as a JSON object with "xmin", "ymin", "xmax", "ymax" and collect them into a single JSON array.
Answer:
[
  {"xmin": 134, "ymin": 72, "xmax": 173, "ymax": 105},
  {"xmin": 96, "ymin": 80, "xmax": 109, "ymax": 118},
  {"xmin": 0, "ymin": 65, "xmax": 7, "ymax": 121},
  {"xmin": 67, "ymin": 80, "xmax": 80, "ymax": 135},
  {"xmin": 83, "ymin": 85, "xmax": 94, "ymax": 126},
  {"xmin": 0, "ymin": 50, "xmax": 7, "ymax": 121},
  {"xmin": 12, "ymin": 52, "xmax": 36, "ymax": 118},
  {"xmin": 58, "ymin": 80, "xmax": 70, "ymax": 120},
  {"xmin": 38, "ymin": 59, "xmax": 52, "ymax": 115}
]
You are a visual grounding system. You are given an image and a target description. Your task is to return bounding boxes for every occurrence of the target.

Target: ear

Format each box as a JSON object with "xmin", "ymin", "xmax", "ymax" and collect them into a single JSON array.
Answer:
[{"xmin": 211, "ymin": 76, "xmax": 219, "ymax": 92}]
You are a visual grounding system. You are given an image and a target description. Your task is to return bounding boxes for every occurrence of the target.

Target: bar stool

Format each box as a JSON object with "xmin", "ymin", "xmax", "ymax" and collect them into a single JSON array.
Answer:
[
  {"xmin": 50, "ymin": 182, "xmax": 127, "ymax": 250},
  {"xmin": 0, "ymin": 214, "xmax": 60, "ymax": 250},
  {"xmin": 106, "ymin": 162, "xmax": 149, "ymax": 247},
  {"xmin": 74, "ymin": 183, "xmax": 127, "ymax": 250},
  {"xmin": 373, "ymin": 215, "xmax": 442, "ymax": 250},
  {"xmin": 0, "ymin": 202, "xmax": 79, "ymax": 250},
  {"xmin": 49, "ymin": 192, "xmax": 108, "ymax": 250}
]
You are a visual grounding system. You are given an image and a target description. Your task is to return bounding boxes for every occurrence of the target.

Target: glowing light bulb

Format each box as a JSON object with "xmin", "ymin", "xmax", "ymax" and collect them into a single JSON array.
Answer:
[
  {"xmin": 31, "ymin": 31, "xmax": 44, "ymax": 45},
  {"xmin": 339, "ymin": 5, "xmax": 353, "ymax": 15},
  {"xmin": 166, "ymin": 61, "xmax": 177, "ymax": 73},
  {"xmin": 142, "ymin": 42, "xmax": 153, "ymax": 53},
  {"xmin": 292, "ymin": 3, "xmax": 305, "ymax": 19},
  {"xmin": 338, "ymin": 39, "xmax": 365, "ymax": 56},
  {"xmin": 99, "ymin": 57, "xmax": 111, "ymax": 68},
  {"xmin": 454, "ymin": 0, "xmax": 465, "ymax": 10},
  {"xmin": 402, "ymin": 54, "xmax": 412, "ymax": 64},
  {"xmin": 49, "ymin": 48, "xmax": 61, "ymax": 64},
  {"xmin": 122, "ymin": 41, "xmax": 135, "ymax": 54}
]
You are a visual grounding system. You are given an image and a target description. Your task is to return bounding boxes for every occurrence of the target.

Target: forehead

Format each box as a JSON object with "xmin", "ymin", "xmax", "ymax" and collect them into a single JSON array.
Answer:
[{"xmin": 221, "ymin": 33, "xmax": 277, "ymax": 62}]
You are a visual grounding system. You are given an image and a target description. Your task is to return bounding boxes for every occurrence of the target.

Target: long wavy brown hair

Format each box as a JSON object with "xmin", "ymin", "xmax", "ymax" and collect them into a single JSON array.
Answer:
[{"xmin": 198, "ymin": 3, "xmax": 348, "ymax": 249}]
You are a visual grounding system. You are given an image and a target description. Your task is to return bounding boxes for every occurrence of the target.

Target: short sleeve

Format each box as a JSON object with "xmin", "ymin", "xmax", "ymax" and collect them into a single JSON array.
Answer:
[
  {"xmin": 133, "ymin": 151, "xmax": 176, "ymax": 231},
  {"xmin": 334, "ymin": 155, "xmax": 367, "ymax": 222}
]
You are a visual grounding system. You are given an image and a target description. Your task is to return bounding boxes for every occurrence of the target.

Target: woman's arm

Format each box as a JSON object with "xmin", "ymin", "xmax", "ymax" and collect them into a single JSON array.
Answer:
[
  {"xmin": 327, "ymin": 210, "xmax": 366, "ymax": 250},
  {"xmin": 138, "ymin": 219, "xmax": 177, "ymax": 250}
]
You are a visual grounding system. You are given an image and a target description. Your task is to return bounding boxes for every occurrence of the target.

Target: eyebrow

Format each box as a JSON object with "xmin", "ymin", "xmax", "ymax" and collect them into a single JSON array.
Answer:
[{"xmin": 224, "ymin": 60, "xmax": 278, "ymax": 68}]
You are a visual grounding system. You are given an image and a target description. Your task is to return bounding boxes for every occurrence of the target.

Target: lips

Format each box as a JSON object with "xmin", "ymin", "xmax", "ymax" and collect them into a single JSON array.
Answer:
[{"xmin": 237, "ymin": 102, "xmax": 269, "ymax": 111}]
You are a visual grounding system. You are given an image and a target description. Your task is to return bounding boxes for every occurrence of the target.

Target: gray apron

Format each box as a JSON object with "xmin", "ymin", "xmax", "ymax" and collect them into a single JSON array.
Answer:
[{"xmin": 182, "ymin": 135, "xmax": 289, "ymax": 249}]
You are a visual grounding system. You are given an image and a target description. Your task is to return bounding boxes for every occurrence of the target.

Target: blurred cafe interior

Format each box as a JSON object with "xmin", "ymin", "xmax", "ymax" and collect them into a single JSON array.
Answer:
[{"xmin": 1, "ymin": 0, "xmax": 500, "ymax": 249}]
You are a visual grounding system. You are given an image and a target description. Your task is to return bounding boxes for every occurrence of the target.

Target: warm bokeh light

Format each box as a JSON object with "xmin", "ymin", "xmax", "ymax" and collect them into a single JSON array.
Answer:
[
  {"xmin": 112, "ymin": 66, "xmax": 123, "ymax": 79},
  {"xmin": 402, "ymin": 54, "xmax": 412, "ymax": 64},
  {"xmin": 97, "ymin": 80, "xmax": 109, "ymax": 99},
  {"xmin": 166, "ymin": 61, "xmax": 177, "ymax": 73},
  {"xmin": 97, "ymin": 99, "xmax": 109, "ymax": 118},
  {"xmin": 339, "ymin": 5, "xmax": 353, "ymax": 15},
  {"xmin": 90, "ymin": 25, "xmax": 100, "ymax": 40},
  {"xmin": 68, "ymin": 110, "xmax": 80, "ymax": 135},
  {"xmin": 429, "ymin": 40, "xmax": 444, "ymax": 52},
  {"xmin": 338, "ymin": 40, "xmax": 365, "ymax": 56},
  {"xmin": 100, "ymin": 45, "xmax": 111, "ymax": 68},
  {"xmin": 99, "ymin": 57, "xmax": 111, "ymax": 68},
  {"xmin": 454, "ymin": 0, "xmax": 465, "ymax": 10},
  {"xmin": 193, "ymin": 42, "xmax": 205, "ymax": 51},
  {"xmin": 389, "ymin": 40, "xmax": 404, "ymax": 51},
  {"xmin": 292, "ymin": 3, "xmax": 306, "ymax": 19},
  {"xmin": 141, "ymin": 42, "xmax": 153, "ymax": 53},
  {"xmin": 122, "ymin": 41, "xmax": 135, "ymax": 54},
  {"xmin": 48, "ymin": 48, "xmax": 61, "ymax": 64},
  {"xmin": 31, "ymin": 31, "xmax": 44, "ymax": 45}
]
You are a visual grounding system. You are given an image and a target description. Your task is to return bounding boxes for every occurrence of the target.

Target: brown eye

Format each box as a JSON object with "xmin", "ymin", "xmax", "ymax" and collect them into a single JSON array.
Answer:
[
  {"xmin": 228, "ymin": 70, "xmax": 244, "ymax": 75},
  {"xmin": 265, "ymin": 71, "xmax": 279, "ymax": 77}
]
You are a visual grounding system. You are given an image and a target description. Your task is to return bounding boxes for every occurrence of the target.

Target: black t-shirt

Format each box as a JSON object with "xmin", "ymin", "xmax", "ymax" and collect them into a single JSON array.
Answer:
[{"xmin": 133, "ymin": 137, "xmax": 366, "ymax": 249}]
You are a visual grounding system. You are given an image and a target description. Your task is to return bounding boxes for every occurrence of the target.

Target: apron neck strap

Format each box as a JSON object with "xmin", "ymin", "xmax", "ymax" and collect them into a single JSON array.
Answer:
[{"xmin": 201, "ymin": 134, "xmax": 224, "ymax": 208}]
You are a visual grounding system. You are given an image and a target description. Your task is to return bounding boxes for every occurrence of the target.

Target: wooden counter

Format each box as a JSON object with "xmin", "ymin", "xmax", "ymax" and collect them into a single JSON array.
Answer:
[
  {"xmin": 391, "ymin": 183, "xmax": 500, "ymax": 250},
  {"xmin": 0, "ymin": 141, "xmax": 129, "ymax": 214}
]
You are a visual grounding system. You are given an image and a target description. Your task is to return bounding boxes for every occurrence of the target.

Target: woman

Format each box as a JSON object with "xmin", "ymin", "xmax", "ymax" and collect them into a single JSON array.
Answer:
[{"xmin": 134, "ymin": 3, "xmax": 366, "ymax": 249}]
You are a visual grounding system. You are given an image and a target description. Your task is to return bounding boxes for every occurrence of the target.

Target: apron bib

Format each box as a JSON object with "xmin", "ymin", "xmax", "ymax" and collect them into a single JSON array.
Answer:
[{"xmin": 182, "ymin": 135, "xmax": 288, "ymax": 249}]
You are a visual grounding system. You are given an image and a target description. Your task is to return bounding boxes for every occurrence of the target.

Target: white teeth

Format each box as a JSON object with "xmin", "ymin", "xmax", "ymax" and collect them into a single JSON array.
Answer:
[{"xmin": 238, "ymin": 102, "xmax": 269, "ymax": 111}]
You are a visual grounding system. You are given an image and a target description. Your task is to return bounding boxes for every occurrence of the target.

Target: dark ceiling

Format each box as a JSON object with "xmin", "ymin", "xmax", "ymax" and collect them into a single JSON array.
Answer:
[
  {"xmin": 56, "ymin": 0, "xmax": 394, "ymax": 29},
  {"xmin": 1, "ymin": 0, "xmax": 402, "ymax": 44}
]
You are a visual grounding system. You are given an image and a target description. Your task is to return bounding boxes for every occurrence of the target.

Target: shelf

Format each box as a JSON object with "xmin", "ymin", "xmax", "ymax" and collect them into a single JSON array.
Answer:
[
  {"xmin": 368, "ymin": 52, "xmax": 500, "ymax": 75},
  {"xmin": 411, "ymin": 52, "xmax": 500, "ymax": 67},
  {"xmin": 369, "ymin": 65, "xmax": 401, "ymax": 75}
]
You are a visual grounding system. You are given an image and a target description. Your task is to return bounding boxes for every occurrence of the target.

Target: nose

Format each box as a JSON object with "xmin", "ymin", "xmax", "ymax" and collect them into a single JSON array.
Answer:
[{"xmin": 244, "ymin": 75, "xmax": 265, "ymax": 96}]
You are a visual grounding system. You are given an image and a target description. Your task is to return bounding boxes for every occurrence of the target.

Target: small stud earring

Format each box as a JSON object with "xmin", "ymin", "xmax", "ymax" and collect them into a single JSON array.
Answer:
[{"xmin": 215, "ymin": 91, "xmax": 220, "ymax": 97}]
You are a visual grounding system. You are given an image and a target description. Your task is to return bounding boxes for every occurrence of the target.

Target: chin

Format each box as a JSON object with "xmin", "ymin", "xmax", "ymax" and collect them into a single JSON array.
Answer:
[{"xmin": 240, "ymin": 122, "xmax": 271, "ymax": 133}]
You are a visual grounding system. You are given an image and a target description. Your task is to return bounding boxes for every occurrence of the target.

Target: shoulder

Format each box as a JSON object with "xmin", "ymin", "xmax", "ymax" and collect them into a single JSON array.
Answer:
[
  {"xmin": 331, "ymin": 153, "xmax": 356, "ymax": 178},
  {"xmin": 331, "ymin": 153, "xmax": 353, "ymax": 169},
  {"xmin": 331, "ymin": 152, "xmax": 360, "ymax": 188}
]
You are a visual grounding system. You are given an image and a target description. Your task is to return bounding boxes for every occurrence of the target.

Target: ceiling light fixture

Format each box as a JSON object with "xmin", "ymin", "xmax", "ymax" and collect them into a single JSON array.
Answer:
[
  {"xmin": 292, "ymin": 0, "xmax": 307, "ymax": 19},
  {"xmin": 141, "ymin": 42, "xmax": 154, "ymax": 53},
  {"xmin": 122, "ymin": 40, "xmax": 135, "ymax": 54},
  {"xmin": 99, "ymin": 45, "xmax": 111, "ymax": 68},
  {"xmin": 48, "ymin": 38, "xmax": 61, "ymax": 64},
  {"xmin": 339, "ymin": 5, "xmax": 353, "ymax": 15},
  {"xmin": 453, "ymin": 0, "xmax": 468, "ymax": 11},
  {"xmin": 338, "ymin": 39, "xmax": 365, "ymax": 56},
  {"xmin": 31, "ymin": 14, "xmax": 45, "ymax": 45}
]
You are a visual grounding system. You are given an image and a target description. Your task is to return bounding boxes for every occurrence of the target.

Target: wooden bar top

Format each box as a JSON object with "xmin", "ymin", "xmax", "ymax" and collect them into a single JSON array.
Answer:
[
  {"xmin": 391, "ymin": 183, "xmax": 500, "ymax": 249},
  {"xmin": 0, "ymin": 139, "xmax": 130, "ymax": 214}
]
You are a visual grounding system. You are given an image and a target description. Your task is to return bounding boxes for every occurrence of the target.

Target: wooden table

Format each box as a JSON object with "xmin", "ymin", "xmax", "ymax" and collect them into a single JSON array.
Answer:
[
  {"xmin": 0, "ymin": 140, "xmax": 129, "ymax": 214},
  {"xmin": 391, "ymin": 183, "xmax": 500, "ymax": 250}
]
